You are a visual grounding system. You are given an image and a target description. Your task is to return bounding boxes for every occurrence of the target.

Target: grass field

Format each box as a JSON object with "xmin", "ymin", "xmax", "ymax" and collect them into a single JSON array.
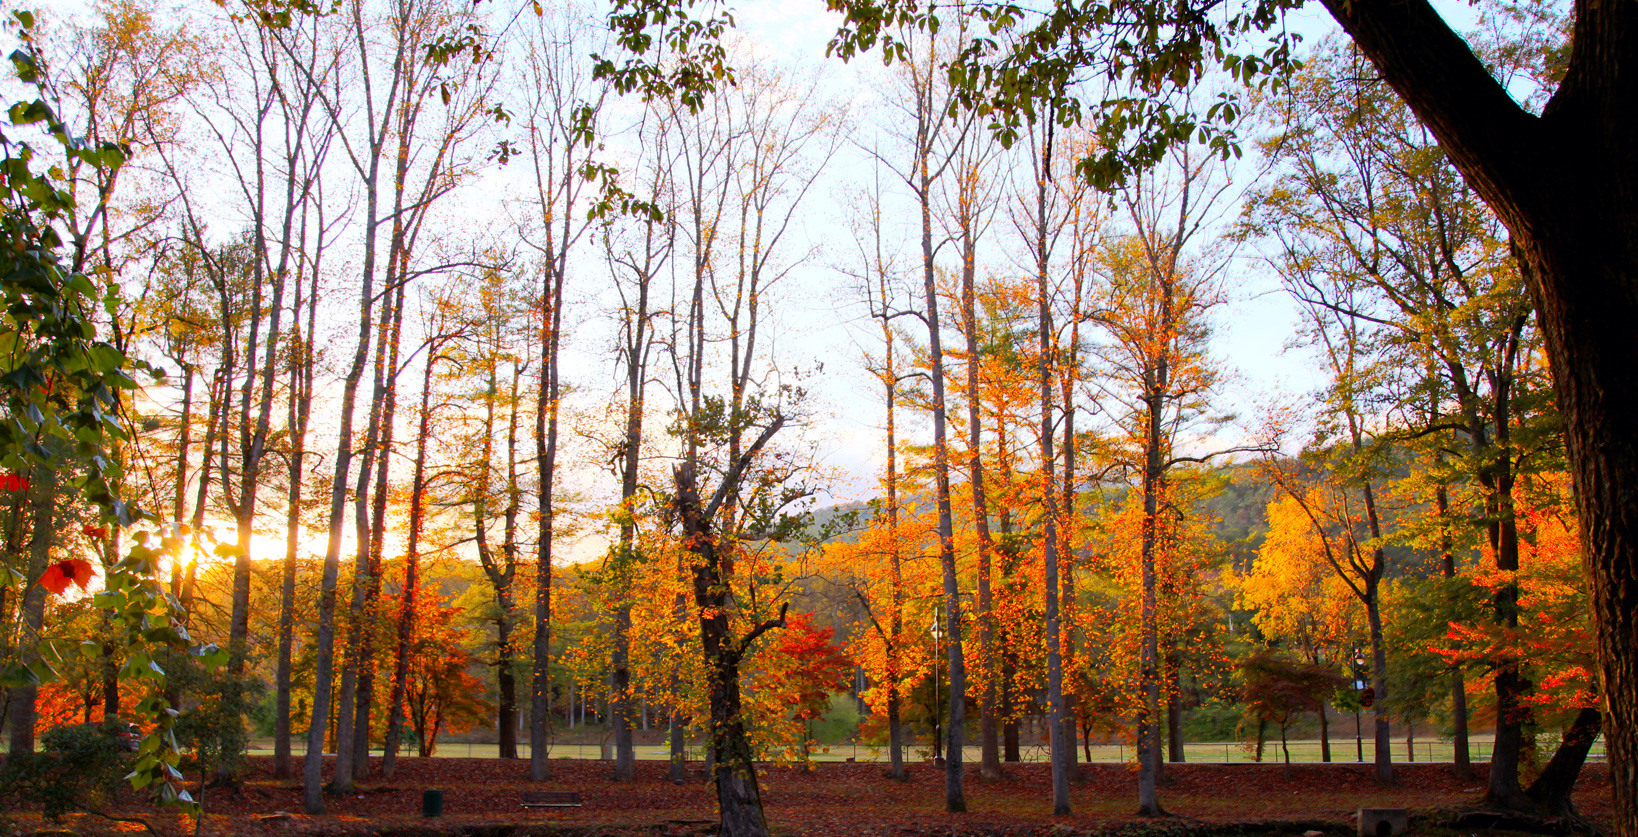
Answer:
[{"xmin": 247, "ymin": 733, "xmax": 1607, "ymax": 765}]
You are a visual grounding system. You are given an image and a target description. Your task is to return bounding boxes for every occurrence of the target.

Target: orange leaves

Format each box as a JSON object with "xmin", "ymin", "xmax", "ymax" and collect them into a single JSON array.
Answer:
[
  {"xmin": 1437, "ymin": 474, "xmax": 1599, "ymax": 719},
  {"xmin": 771, "ymin": 612, "xmax": 852, "ymax": 720}
]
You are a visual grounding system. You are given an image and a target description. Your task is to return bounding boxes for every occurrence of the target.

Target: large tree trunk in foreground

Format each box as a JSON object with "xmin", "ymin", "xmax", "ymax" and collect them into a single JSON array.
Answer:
[{"xmin": 1315, "ymin": 0, "xmax": 1637, "ymax": 829}]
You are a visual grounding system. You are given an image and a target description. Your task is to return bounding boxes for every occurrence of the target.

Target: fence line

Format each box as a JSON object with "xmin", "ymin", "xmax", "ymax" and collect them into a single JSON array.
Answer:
[{"xmin": 245, "ymin": 733, "xmax": 1598, "ymax": 765}]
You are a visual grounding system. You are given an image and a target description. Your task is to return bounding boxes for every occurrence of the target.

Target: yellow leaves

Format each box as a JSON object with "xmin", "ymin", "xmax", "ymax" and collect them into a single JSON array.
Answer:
[{"xmin": 1231, "ymin": 492, "xmax": 1362, "ymax": 660}]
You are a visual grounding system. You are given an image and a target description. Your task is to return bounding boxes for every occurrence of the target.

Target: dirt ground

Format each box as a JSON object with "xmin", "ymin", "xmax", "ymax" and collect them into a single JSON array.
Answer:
[{"xmin": 17, "ymin": 756, "xmax": 1615, "ymax": 836}]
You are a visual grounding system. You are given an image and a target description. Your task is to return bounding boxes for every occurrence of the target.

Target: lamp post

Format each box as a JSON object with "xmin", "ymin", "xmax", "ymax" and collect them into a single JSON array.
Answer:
[
  {"xmin": 930, "ymin": 605, "xmax": 944, "ymax": 763},
  {"xmin": 1352, "ymin": 649, "xmax": 1367, "ymax": 763}
]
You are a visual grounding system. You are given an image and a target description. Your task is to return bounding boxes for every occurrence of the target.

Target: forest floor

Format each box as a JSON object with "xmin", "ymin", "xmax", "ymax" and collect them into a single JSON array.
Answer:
[{"xmin": 22, "ymin": 756, "xmax": 1615, "ymax": 837}]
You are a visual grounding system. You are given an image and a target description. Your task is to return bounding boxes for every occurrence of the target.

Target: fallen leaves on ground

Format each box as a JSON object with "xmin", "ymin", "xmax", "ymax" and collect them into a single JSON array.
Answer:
[{"xmin": 24, "ymin": 756, "xmax": 1614, "ymax": 836}]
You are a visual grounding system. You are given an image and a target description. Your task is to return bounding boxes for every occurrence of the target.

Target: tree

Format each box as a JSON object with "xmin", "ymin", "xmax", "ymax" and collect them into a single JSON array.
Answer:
[
  {"xmin": 381, "ymin": 297, "xmax": 465, "ymax": 779},
  {"xmin": 1240, "ymin": 649, "xmax": 1348, "ymax": 769},
  {"xmin": 289, "ymin": 0, "xmax": 494, "ymax": 804},
  {"xmin": 1015, "ymin": 120, "xmax": 1071, "ymax": 815},
  {"xmin": 858, "ymin": 26, "xmax": 975, "ymax": 811},
  {"xmin": 403, "ymin": 600, "xmax": 494, "ymax": 758},
  {"xmin": 838, "ymin": 160, "xmax": 918, "ymax": 781},
  {"xmin": 941, "ymin": 105, "xmax": 1004, "ymax": 783},
  {"xmin": 1084, "ymin": 146, "xmax": 1238, "ymax": 811},
  {"xmin": 746, "ymin": 610, "xmax": 852, "ymax": 765},
  {"xmin": 1441, "ymin": 475, "xmax": 1603, "ymax": 818},
  {"xmin": 1243, "ymin": 39, "xmax": 1557, "ymax": 796},
  {"xmin": 515, "ymin": 0, "xmax": 607, "ymax": 784},
  {"xmin": 1231, "ymin": 493, "xmax": 1363, "ymax": 761},
  {"xmin": 658, "ymin": 50, "xmax": 836, "ymax": 837}
]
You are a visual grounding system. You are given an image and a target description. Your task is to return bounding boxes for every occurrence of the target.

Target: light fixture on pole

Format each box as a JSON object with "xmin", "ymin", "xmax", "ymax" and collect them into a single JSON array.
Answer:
[{"xmin": 930, "ymin": 605, "xmax": 943, "ymax": 762}]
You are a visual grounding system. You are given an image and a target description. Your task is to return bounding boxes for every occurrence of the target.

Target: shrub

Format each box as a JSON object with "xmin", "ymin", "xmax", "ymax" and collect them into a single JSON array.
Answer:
[{"xmin": 0, "ymin": 721, "xmax": 132, "ymax": 820}]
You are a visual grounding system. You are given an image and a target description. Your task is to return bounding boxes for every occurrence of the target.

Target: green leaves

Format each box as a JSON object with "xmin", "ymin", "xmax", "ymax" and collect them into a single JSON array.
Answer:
[
  {"xmin": 603, "ymin": 0, "xmax": 1305, "ymax": 191},
  {"xmin": 0, "ymin": 29, "xmax": 142, "ymax": 530},
  {"xmin": 592, "ymin": 0, "xmax": 737, "ymax": 113},
  {"xmin": 0, "ymin": 8, "xmax": 204, "ymax": 818}
]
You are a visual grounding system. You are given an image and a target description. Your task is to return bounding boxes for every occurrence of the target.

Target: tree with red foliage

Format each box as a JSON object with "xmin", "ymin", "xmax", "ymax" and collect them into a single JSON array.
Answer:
[
  {"xmin": 1240, "ymin": 649, "xmax": 1347, "ymax": 770},
  {"xmin": 1440, "ymin": 478, "xmax": 1601, "ymax": 818},
  {"xmin": 404, "ymin": 602, "xmax": 493, "ymax": 758},
  {"xmin": 751, "ymin": 611, "xmax": 852, "ymax": 764}
]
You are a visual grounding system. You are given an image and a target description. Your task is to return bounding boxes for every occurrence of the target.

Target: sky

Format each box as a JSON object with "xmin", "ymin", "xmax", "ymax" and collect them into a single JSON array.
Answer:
[{"xmin": 23, "ymin": 0, "xmax": 1398, "ymax": 567}]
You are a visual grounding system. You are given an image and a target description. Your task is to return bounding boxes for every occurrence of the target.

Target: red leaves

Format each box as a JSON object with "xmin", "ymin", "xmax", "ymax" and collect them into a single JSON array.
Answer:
[
  {"xmin": 39, "ymin": 558, "xmax": 95, "ymax": 595},
  {"xmin": 772, "ymin": 612, "xmax": 852, "ymax": 719}
]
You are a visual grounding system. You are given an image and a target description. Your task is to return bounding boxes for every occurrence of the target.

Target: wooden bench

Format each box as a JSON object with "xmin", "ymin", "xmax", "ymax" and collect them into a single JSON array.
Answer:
[{"xmin": 520, "ymin": 791, "xmax": 583, "ymax": 808}]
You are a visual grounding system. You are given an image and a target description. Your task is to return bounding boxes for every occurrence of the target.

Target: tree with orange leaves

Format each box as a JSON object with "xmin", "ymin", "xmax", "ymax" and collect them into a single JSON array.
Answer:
[
  {"xmin": 403, "ymin": 600, "xmax": 494, "ymax": 758},
  {"xmin": 1082, "ymin": 479, "xmax": 1230, "ymax": 771},
  {"xmin": 1083, "ymin": 143, "xmax": 1243, "ymax": 814},
  {"xmin": 821, "ymin": 501, "xmax": 939, "ymax": 777},
  {"xmin": 743, "ymin": 611, "xmax": 852, "ymax": 765},
  {"xmin": 1438, "ymin": 476, "xmax": 1599, "ymax": 818}
]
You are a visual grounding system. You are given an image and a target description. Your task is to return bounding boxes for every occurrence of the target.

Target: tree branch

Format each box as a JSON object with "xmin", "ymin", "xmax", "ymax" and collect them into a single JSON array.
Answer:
[
  {"xmin": 1316, "ymin": 0, "xmax": 1539, "ymax": 226},
  {"xmin": 735, "ymin": 601, "xmax": 790, "ymax": 660}
]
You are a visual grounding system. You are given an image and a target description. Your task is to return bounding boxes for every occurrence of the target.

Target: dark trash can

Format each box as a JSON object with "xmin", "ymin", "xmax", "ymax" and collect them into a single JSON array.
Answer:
[{"xmin": 422, "ymin": 789, "xmax": 444, "ymax": 818}]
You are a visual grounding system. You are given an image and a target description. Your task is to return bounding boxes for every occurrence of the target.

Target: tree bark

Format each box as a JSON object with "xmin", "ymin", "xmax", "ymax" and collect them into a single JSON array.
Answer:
[
  {"xmin": 382, "ymin": 331, "xmax": 447, "ymax": 780},
  {"xmin": 1366, "ymin": 579, "xmax": 1394, "ymax": 783},
  {"xmin": 275, "ymin": 241, "xmax": 317, "ymax": 781},
  {"xmin": 1167, "ymin": 683, "xmax": 1185, "ymax": 763},
  {"xmin": 1319, "ymin": 699, "xmax": 1331, "ymax": 763},
  {"xmin": 917, "ymin": 95, "xmax": 968, "ymax": 816},
  {"xmin": 674, "ymin": 461, "xmax": 784, "ymax": 837},
  {"xmin": 1032, "ymin": 131, "xmax": 1071, "ymax": 817},
  {"xmin": 1313, "ymin": 0, "xmax": 1637, "ymax": 827},
  {"xmin": 1437, "ymin": 483, "xmax": 1474, "ymax": 780},
  {"xmin": 1526, "ymin": 707, "xmax": 1602, "ymax": 817},
  {"xmin": 5, "ymin": 465, "xmax": 56, "ymax": 755}
]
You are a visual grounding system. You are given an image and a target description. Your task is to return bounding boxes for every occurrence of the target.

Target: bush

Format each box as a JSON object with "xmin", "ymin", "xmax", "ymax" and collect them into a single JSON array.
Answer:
[
  {"xmin": 1180, "ymin": 702, "xmax": 1245, "ymax": 742},
  {"xmin": 0, "ymin": 721, "xmax": 132, "ymax": 820}
]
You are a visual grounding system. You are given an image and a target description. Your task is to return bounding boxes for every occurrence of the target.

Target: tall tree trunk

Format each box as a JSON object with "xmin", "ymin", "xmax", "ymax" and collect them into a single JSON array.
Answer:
[
  {"xmin": 531, "ymin": 248, "xmax": 566, "ymax": 782},
  {"xmin": 1526, "ymin": 707, "xmax": 1602, "ymax": 817},
  {"xmin": 6, "ymin": 465, "xmax": 56, "ymax": 755},
  {"xmin": 351, "ymin": 285, "xmax": 406, "ymax": 778},
  {"xmin": 1034, "ymin": 137, "xmax": 1071, "ymax": 817},
  {"xmin": 917, "ymin": 97, "xmax": 967, "ymax": 815},
  {"xmin": 496, "ymin": 366, "xmax": 524, "ymax": 762},
  {"xmin": 674, "ymin": 457, "xmax": 785, "ymax": 837},
  {"xmin": 1319, "ymin": 699, "xmax": 1332, "ymax": 763},
  {"xmin": 1366, "ymin": 578, "xmax": 1393, "ymax": 783},
  {"xmin": 383, "ymin": 335, "xmax": 442, "ymax": 779},
  {"xmin": 1436, "ymin": 482, "xmax": 1474, "ymax": 780},
  {"xmin": 1137, "ymin": 454, "xmax": 1166, "ymax": 815},
  {"xmin": 955, "ymin": 153, "xmax": 1002, "ymax": 784},
  {"xmin": 304, "ymin": 2, "xmax": 393, "ymax": 805},
  {"xmin": 276, "ymin": 239, "xmax": 318, "ymax": 780},
  {"xmin": 1059, "ymin": 269, "xmax": 1083, "ymax": 773},
  {"xmin": 999, "ymin": 443, "xmax": 1021, "ymax": 765},
  {"xmin": 334, "ymin": 258, "xmax": 398, "ymax": 792},
  {"xmin": 885, "ymin": 392, "xmax": 907, "ymax": 783}
]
